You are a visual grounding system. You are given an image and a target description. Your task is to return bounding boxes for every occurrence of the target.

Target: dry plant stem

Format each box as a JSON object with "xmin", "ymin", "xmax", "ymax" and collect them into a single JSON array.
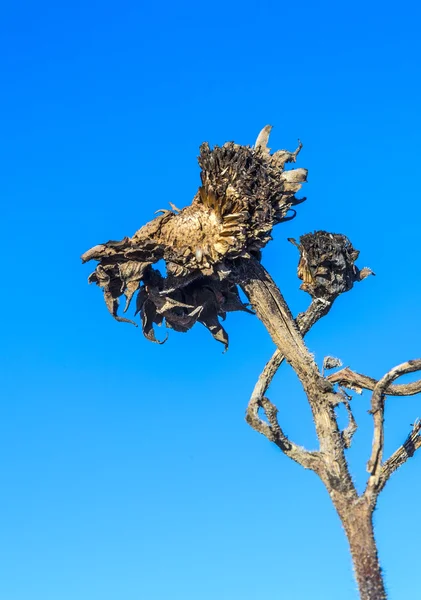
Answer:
[
  {"xmin": 237, "ymin": 259, "xmax": 331, "ymax": 395},
  {"xmin": 368, "ymin": 361, "xmax": 421, "ymax": 473},
  {"xmin": 246, "ymin": 395, "xmax": 321, "ymax": 470},
  {"xmin": 365, "ymin": 360, "xmax": 421, "ymax": 504},
  {"xmin": 376, "ymin": 419, "xmax": 421, "ymax": 494},
  {"xmin": 326, "ymin": 364, "xmax": 421, "ymax": 500},
  {"xmin": 338, "ymin": 500, "xmax": 386, "ymax": 600},
  {"xmin": 238, "ymin": 258, "xmax": 355, "ymax": 490},
  {"xmin": 239, "ymin": 258, "xmax": 387, "ymax": 600},
  {"xmin": 249, "ymin": 297, "xmax": 333, "ymax": 407},
  {"xmin": 246, "ymin": 297, "xmax": 333, "ymax": 470},
  {"xmin": 327, "ymin": 367, "xmax": 421, "ymax": 397}
]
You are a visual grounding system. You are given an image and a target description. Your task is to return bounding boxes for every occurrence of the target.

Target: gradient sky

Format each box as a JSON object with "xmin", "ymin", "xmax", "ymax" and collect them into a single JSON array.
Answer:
[{"xmin": 1, "ymin": 1, "xmax": 421, "ymax": 599}]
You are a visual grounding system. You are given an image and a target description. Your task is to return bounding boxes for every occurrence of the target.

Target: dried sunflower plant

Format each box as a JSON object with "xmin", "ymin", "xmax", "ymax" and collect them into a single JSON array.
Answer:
[{"xmin": 82, "ymin": 126, "xmax": 421, "ymax": 600}]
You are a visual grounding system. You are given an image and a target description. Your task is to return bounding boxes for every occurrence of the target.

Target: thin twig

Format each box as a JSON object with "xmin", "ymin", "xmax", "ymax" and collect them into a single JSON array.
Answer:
[
  {"xmin": 341, "ymin": 394, "xmax": 358, "ymax": 449},
  {"xmin": 376, "ymin": 419, "xmax": 421, "ymax": 494},
  {"xmin": 367, "ymin": 360, "xmax": 421, "ymax": 474},
  {"xmin": 327, "ymin": 367, "xmax": 421, "ymax": 397},
  {"xmin": 246, "ymin": 395, "xmax": 321, "ymax": 471},
  {"xmin": 364, "ymin": 360, "xmax": 421, "ymax": 503}
]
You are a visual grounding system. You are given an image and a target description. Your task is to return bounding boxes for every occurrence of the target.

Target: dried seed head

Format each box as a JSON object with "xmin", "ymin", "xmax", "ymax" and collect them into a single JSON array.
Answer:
[{"xmin": 290, "ymin": 231, "xmax": 373, "ymax": 300}]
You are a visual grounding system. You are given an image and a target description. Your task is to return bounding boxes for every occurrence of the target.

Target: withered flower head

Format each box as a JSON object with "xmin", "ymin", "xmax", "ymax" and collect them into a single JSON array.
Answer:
[
  {"xmin": 81, "ymin": 126, "xmax": 307, "ymax": 348},
  {"xmin": 290, "ymin": 231, "xmax": 373, "ymax": 300}
]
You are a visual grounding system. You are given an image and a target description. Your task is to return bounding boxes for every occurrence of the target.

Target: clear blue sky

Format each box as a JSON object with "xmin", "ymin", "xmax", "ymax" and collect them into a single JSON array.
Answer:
[{"xmin": 1, "ymin": 1, "xmax": 420, "ymax": 598}]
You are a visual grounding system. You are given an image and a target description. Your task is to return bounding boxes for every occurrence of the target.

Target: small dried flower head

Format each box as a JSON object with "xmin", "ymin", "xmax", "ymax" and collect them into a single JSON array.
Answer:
[{"xmin": 290, "ymin": 231, "xmax": 373, "ymax": 300}]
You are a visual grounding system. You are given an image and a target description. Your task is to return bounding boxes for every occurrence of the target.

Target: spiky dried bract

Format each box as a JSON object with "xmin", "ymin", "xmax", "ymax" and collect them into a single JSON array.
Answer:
[
  {"xmin": 81, "ymin": 126, "xmax": 306, "ymax": 347},
  {"xmin": 290, "ymin": 231, "xmax": 373, "ymax": 300}
]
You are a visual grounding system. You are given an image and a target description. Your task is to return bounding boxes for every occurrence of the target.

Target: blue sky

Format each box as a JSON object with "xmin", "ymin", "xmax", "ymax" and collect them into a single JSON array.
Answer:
[{"xmin": 1, "ymin": 1, "xmax": 421, "ymax": 598}]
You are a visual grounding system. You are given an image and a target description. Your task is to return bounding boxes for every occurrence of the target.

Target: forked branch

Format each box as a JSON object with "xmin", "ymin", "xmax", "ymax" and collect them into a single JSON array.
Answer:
[
  {"xmin": 246, "ymin": 297, "xmax": 333, "ymax": 466},
  {"xmin": 248, "ymin": 297, "xmax": 333, "ymax": 409},
  {"xmin": 365, "ymin": 359, "xmax": 421, "ymax": 502}
]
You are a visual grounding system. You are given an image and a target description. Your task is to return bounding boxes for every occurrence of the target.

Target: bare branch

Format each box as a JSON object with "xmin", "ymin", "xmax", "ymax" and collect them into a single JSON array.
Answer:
[
  {"xmin": 245, "ymin": 297, "xmax": 329, "ymax": 471},
  {"xmin": 249, "ymin": 297, "xmax": 334, "ymax": 410},
  {"xmin": 246, "ymin": 295, "xmax": 344, "ymax": 470},
  {"xmin": 327, "ymin": 367, "xmax": 421, "ymax": 397},
  {"xmin": 246, "ymin": 395, "xmax": 321, "ymax": 471},
  {"xmin": 375, "ymin": 420, "xmax": 421, "ymax": 494},
  {"xmin": 367, "ymin": 360, "xmax": 421, "ymax": 477},
  {"xmin": 363, "ymin": 360, "xmax": 421, "ymax": 506}
]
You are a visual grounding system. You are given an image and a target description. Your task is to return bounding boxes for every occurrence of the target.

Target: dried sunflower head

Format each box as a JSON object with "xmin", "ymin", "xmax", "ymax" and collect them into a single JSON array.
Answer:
[
  {"xmin": 290, "ymin": 231, "xmax": 373, "ymax": 300},
  {"xmin": 82, "ymin": 126, "xmax": 306, "ymax": 347}
]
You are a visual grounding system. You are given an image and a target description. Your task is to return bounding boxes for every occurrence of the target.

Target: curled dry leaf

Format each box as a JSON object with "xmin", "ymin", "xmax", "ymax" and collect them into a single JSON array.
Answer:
[
  {"xmin": 323, "ymin": 356, "xmax": 343, "ymax": 371},
  {"xmin": 134, "ymin": 268, "xmax": 253, "ymax": 349},
  {"xmin": 81, "ymin": 126, "xmax": 307, "ymax": 348}
]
